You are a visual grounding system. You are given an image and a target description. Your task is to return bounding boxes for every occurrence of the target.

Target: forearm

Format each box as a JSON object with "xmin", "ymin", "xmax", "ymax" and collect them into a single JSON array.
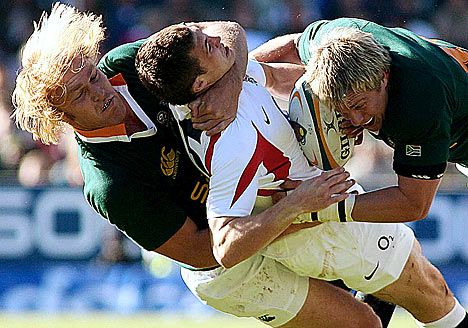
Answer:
[
  {"xmin": 210, "ymin": 196, "xmax": 304, "ymax": 268},
  {"xmin": 250, "ymin": 33, "xmax": 302, "ymax": 64},
  {"xmin": 351, "ymin": 179, "xmax": 440, "ymax": 222}
]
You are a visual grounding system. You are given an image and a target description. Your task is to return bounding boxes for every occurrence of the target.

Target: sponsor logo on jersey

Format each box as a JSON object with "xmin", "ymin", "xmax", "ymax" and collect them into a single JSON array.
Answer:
[
  {"xmin": 191, "ymin": 179, "xmax": 209, "ymax": 204},
  {"xmin": 262, "ymin": 106, "xmax": 271, "ymax": 124},
  {"xmin": 406, "ymin": 145, "xmax": 422, "ymax": 157},
  {"xmin": 258, "ymin": 314, "xmax": 276, "ymax": 322},
  {"xmin": 160, "ymin": 147, "xmax": 180, "ymax": 178}
]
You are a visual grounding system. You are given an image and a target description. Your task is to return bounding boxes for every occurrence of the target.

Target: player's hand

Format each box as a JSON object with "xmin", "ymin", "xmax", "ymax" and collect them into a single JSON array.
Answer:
[
  {"xmin": 189, "ymin": 74, "xmax": 240, "ymax": 136},
  {"xmin": 287, "ymin": 167, "xmax": 355, "ymax": 213},
  {"xmin": 189, "ymin": 96, "xmax": 236, "ymax": 135}
]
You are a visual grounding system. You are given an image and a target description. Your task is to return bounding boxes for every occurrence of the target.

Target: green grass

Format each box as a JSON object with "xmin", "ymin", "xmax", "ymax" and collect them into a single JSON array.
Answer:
[{"xmin": 0, "ymin": 309, "xmax": 418, "ymax": 328}]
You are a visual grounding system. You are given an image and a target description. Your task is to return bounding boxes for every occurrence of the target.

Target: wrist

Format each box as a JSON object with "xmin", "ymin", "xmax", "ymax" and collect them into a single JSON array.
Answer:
[{"xmin": 315, "ymin": 194, "xmax": 356, "ymax": 222}]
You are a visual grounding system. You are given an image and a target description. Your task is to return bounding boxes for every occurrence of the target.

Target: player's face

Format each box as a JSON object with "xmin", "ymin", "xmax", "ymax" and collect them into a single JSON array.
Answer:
[
  {"xmin": 187, "ymin": 24, "xmax": 235, "ymax": 93},
  {"xmin": 335, "ymin": 74, "xmax": 389, "ymax": 132},
  {"xmin": 51, "ymin": 55, "xmax": 127, "ymax": 131}
]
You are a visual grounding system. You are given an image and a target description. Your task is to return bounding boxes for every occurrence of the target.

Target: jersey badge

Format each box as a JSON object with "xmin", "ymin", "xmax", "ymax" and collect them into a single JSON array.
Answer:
[
  {"xmin": 160, "ymin": 146, "xmax": 180, "ymax": 179},
  {"xmin": 405, "ymin": 145, "xmax": 421, "ymax": 157}
]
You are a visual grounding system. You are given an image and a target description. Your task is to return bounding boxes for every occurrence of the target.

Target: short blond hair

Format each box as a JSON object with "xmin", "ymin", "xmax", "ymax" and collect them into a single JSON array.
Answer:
[
  {"xmin": 12, "ymin": 2, "xmax": 105, "ymax": 144},
  {"xmin": 305, "ymin": 27, "xmax": 391, "ymax": 108}
]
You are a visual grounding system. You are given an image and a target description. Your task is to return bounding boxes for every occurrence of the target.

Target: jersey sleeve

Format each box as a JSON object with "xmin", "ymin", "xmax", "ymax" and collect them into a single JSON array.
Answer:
[
  {"xmin": 392, "ymin": 137, "xmax": 449, "ymax": 179},
  {"xmin": 387, "ymin": 75, "xmax": 451, "ymax": 180},
  {"xmin": 206, "ymin": 122, "xmax": 261, "ymax": 219}
]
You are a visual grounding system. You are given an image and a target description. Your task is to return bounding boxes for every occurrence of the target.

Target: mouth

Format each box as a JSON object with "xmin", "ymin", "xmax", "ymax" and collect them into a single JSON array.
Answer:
[
  {"xmin": 363, "ymin": 117, "xmax": 375, "ymax": 127},
  {"xmin": 102, "ymin": 96, "xmax": 113, "ymax": 112}
]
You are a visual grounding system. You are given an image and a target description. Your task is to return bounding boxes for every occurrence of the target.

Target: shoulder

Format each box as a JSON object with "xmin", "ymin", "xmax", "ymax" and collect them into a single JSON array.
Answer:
[{"xmin": 98, "ymin": 39, "xmax": 146, "ymax": 77}]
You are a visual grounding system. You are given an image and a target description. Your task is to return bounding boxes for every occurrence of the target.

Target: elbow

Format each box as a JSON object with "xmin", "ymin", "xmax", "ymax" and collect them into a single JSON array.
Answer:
[
  {"xmin": 405, "ymin": 203, "xmax": 431, "ymax": 222},
  {"xmin": 213, "ymin": 244, "xmax": 242, "ymax": 269}
]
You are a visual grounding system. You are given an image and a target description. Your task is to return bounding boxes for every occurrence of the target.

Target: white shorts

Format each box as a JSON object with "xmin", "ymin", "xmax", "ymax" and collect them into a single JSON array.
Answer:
[
  {"xmin": 261, "ymin": 222, "xmax": 415, "ymax": 294},
  {"xmin": 181, "ymin": 253, "xmax": 309, "ymax": 327}
]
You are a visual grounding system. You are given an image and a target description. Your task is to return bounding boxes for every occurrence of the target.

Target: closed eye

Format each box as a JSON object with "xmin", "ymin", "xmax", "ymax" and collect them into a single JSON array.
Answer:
[{"xmin": 91, "ymin": 70, "xmax": 99, "ymax": 82}]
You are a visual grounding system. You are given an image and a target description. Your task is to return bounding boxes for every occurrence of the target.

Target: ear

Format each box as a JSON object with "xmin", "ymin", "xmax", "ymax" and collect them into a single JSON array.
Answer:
[
  {"xmin": 192, "ymin": 75, "xmax": 209, "ymax": 94},
  {"xmin": 382, "ymin": 71, "xmax": 390, "ymax": 88}
]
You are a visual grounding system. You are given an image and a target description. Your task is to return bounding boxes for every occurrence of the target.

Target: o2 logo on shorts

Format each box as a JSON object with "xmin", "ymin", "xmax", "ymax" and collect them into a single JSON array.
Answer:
[{"xmin": 378, "ymin": 235, "xmax": 395, "ymax": 250}]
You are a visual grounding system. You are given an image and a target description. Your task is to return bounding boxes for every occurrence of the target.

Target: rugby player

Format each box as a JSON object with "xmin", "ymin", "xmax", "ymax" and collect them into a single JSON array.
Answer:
[
  {"xmin": 250, "ymin": 18, "xmax": 468, "ymax": 224},
  {"xmin": 13, "ymin": 4, "xmax": 382, "ymax": 328},
  {"xmin": 136, "ymin": 22, "xmax": 468, "ymax": 328}
]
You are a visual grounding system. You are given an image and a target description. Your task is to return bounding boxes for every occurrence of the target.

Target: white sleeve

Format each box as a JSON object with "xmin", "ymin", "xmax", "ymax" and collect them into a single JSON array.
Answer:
[{"xmin": 246, "ymin": 59, "xmax": 266, "ymax": 87}]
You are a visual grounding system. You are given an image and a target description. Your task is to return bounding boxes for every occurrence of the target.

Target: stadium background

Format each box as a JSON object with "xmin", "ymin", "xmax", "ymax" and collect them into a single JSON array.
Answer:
[{"xmin": 0, "ymin": 0, "xmax": 467, "ymax": 327}]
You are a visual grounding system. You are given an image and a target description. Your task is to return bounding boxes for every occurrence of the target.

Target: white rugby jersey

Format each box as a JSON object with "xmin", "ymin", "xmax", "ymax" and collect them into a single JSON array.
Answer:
[{"xmin": 171, "ymin": 61, "xmax": 320, "ymax": 219}]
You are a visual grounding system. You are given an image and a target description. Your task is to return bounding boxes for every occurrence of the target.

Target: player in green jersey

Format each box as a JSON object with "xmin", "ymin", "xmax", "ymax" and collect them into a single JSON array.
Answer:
[
  {"xmin": 251, "ymin": 17, "xmax": 468, "ymax": 224},
  {"xmin": 12, "ymin": 4, "xmax": 382, "ymax": 328}
]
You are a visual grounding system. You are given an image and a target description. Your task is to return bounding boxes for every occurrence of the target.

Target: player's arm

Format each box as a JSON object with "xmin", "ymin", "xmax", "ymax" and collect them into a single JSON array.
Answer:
[
  {"xmin": 258, "ymin": 61, "xmax": 305, "ymax": 100},
  {"xmin": 209, "ymin": 168, "xmax": 353, "ymax": 268},
  {"xmin": 155, "ymin": 217, "xmax": 218, "ymax": 268},
  {"xmin": 188, "ymin": 21, "xmax": 248, "ymax": 135},
  {"xmin": 350, "ymin": 176, "xmax": 441, "ymax": 222},
  {"xmin": 250, "ymin": 33, "xmax": 303, "ymax": 64}
]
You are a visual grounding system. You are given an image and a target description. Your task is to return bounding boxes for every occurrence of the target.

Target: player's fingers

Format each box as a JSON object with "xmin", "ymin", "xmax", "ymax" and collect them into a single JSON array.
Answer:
[
  {"xmin": 320, "ymin": 167, "xmax": 347, "ymax": 181},
  {"xmin": 323, "ymin": 171, "xmax": 351, "ymax": 188},
  {"xmin": 279, "ymin": 179, "xmax": 302, "ymax": 191},
  {"xmin": 205, "ymin": 116, "xmax": 235, "ymax": 136},
  {"xmin": 329, "ymin": 179, "xmax": 355, "ymax": 195},
  {"xmin": 329, "ymin": 192, "xmax": 350, "ymax": 204},
  {"xmin": 188, "ymin": 98, "xmax": 202, "ymax": 118}
]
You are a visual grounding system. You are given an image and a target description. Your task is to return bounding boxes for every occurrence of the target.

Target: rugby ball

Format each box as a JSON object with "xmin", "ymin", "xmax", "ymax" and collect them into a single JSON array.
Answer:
[{"xmin": 288, "ymin": 76, "xmax": 354, "ymax": 170}]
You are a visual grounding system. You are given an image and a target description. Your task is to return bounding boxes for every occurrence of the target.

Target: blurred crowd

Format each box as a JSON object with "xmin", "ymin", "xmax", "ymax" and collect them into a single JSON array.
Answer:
[{"xmin": 0, "ymin": 0, "xmax": 467, "ymax": 189}]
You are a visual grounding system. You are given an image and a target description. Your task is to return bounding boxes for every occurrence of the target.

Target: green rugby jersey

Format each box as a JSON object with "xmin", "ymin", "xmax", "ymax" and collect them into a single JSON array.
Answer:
[
  {"xmin": 298, "ymin": 18, "xmax": 468, "ymax": 179},
  {"xmin": 77, "ymin": 40, "xmax": 208, "ymax": 251}
]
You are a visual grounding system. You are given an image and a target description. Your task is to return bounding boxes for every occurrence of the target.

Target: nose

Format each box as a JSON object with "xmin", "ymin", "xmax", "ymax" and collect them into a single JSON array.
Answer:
[
  {"xmin": 348, "ymin": 110, "xmax": 365, "ymax": 126},
  {"xmin": 91, "ymin": 85, "xmax": 106, "ymax": 102}
]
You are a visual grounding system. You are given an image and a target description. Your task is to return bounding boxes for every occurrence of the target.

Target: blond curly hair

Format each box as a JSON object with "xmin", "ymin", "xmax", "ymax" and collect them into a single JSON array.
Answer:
[
  {"xmin": 304, "ymin": 27, "xmax": 391, "ymax": 108},
  {"xmin": 12, "ymin": 2, "xmax": 105, "ymax": 144}
]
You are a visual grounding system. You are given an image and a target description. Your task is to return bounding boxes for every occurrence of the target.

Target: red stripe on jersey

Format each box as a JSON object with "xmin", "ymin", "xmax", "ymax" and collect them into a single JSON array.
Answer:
[
  {"xmin": 205, "ymin": 133, "xmax": 221, "ymax": 174},
  {"xmin": 231, "ymin": 123, "xmax": 291, "ymax": 207},
  {"xmin": 109, "ymin": 73, "xmax": 127, "ymax": 86}
]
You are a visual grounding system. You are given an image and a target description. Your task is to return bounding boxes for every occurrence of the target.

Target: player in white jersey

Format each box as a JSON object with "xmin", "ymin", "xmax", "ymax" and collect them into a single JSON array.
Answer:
[{"xmin": 136, "ymin": 23, "xmax": 466, "ymax": 328}]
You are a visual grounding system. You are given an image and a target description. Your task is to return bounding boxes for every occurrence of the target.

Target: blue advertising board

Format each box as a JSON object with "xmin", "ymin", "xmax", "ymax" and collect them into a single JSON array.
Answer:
[{"xmin": 0, "ymin": 187, "xmax": 467, "ymax": 312}]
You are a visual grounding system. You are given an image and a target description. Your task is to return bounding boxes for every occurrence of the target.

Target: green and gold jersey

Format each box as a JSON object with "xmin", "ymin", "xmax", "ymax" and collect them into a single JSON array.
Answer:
[
  {"xmin": 77, "ymin": 40, "xmax": 208, "ymax": 251},
  {"xmin": 298, "ymin": 18, "xmax": 468, "ymax": 179}
]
